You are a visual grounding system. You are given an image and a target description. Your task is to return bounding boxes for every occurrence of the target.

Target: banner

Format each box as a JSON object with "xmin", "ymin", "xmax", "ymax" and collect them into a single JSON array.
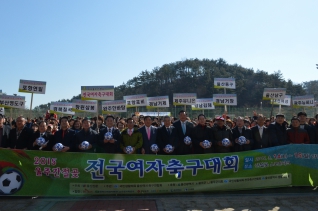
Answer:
[
  {"xmin": 0, "ymin": 107, "xmax": 4, "ymax": 115},
  {"xmin": 263, "ymin": 88, "xmax": 286, "ymax": 100},
  {"xmin": 146, "ymin": 96, "xmax": 169, "ymax": 109},
  {"xmin": 292, "ymin": 95, "xmax": 315, "ymax": 108},
  {"xmin": 72, "ymin": 100, "xmax": 97, "ymax": 113},
  {"xmin": 50, "ymin": 102, "xmax": 75, "ymax": 115},
  {"xmin": 0, "ymin": 95, "xmax": 25, "ymax": 109},
  {"xmin": 123, "ymin": 94, "xmax": 147, "ymax": 108},
  {"xmin": 81, "ymin": 86, "xmax": 114, "ymax": 101},
  {"xmin": 0, "ymin": 145, "xmax": 317, "ymax": 197},
  {"xmin": 192, "ymin": 98, "xmax": 215, "ymax": 110},
  {"xmin": 214, "ymin": 78, "xmax": 236, "ymax": 89},
  {"xmin": 271, "ymin": 95, "xmax": 291, "ymax": 106},
  {"xmin": 213, "ymin": 94, "xmax": 237, "ymax": 106},
  {"xmin": 173, "ymin": 93, "xmax": 196, "ymax": 106},
  {"xmin": 137, "ymin": 112, "xmax": 171, "ymax": 117},
  {"xmin": 102, "ymin": 100, "xmax": 127, "ymax": 114},
  {"xmin": 18, "ymin": 80, "xmax": 46, "ymax": 94}
]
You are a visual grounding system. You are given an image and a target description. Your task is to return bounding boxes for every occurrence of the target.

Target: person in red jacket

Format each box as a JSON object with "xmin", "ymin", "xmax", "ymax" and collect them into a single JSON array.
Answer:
[{"xmin": 287, "ymin": 117, "xmax": 310, "ymax": 144}]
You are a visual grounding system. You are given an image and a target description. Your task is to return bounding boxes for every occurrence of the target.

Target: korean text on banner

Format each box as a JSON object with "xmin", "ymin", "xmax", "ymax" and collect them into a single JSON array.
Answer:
[
  {"xmin": 0, "ymin": 95, "xmax": 25, "ymax": 109},
  {"xmin": 263, "ymin": 88, "xmax": 286, "ymax": 100},
  {"xmin": 192, "ymin": 98, "xmax": 215, "ymax": 110},
  {"xmin": 72, "ymin": 100, "xmax": 98, "ymax": 113},
  {"xmin": 147, "ymin": 96, "xmax": 169, "ymax": 109},
  {"xmin": 123, "ymin": 94, "xmax": 147, "ymax": 108},
  {"xmin": 102, "ymin": 100, "xmax": 127, "ymax": 114},
  {"xmin": 50, "ymin": 102, "xmax": 75, "ymax": 115},
  {"xmin": 214, "ymin": 78, "xmax": 236, "ymax": 89},
  {"xmin": 173, "ymin": 93, "xmax": 196, "ymax": 106},
  {"xmin": 81, "ymin": 86, "xmax": 114, "ymax": 101},
  {"xmin": 19, "ymin": 80, "xmax": 46, "ymax": 94},
  {"xmin": 213, "ymin": 94, "xmax": 237, "ymax": 106}
]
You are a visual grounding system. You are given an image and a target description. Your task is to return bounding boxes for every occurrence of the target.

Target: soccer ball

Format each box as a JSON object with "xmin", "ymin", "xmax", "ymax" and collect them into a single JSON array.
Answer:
[
  {"xmin": 202, "ymin": 140, "xmax": 211, "ymax": 148},
  {"xmin": 104, "ymin": 132, "xmax": 113, "ymax": 140},
  {"xmin": 165, "ymin": 144, "xmax": 173, "ymax": 153},
  {"xmin": 0, "ymin": 170, "xmax": 23, "ymax": 195},
  {"xmin": 150, "ymin": 144, "xmax": 159, "ymax": 152},
  {"xmin": 238, "ymin": 136, "xmax": 247, "ymax": 145},
  {"xmin": 53, "ymin": 143, "xmax": 64, "ymax": 152},
  {"xmin": 80, "ymin": 141, "xmax": 90, "ymax": 150},
  {"xmin": 125, "ymin": 146, "xmax": 133, "ymax": 154},
  {"xmin": 36, "ymin": 137, "xmax": 46, "ymax": 146},
  {"xmin": 184, "ymin": 136, "xmax": 192, "ymax": 145},
  {"xmin": 222, "ymin": 138, "xmax": 231, "ymax": 147}
]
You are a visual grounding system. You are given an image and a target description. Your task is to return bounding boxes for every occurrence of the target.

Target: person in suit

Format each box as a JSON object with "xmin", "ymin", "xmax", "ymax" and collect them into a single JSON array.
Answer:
[
  {"xmin": 232, "ymin": 116, "xmax": 254, "ymax": 152},
  {"xmin": 31, "ymin": 121, "xmax": 54, "ymax": 151},
  {"xmin": 212, "ymin": 116, "xmax": 233, "ymax": 153},
  {"xmin": 139, "ymin": 116, "xmax": 158, "ymax": 154},
  {"xmin": 52, "ymin": 117, "xmax": 75, "ymax": 152},
  {"xmin": 251, "ymin": 114, "xmax": 271, "ymax": 149},
  {"xmin": 120, "ymin": 118, "xmax": 143, "ymax": 154},
  {"xmin": 191, "ymin": 114, "xmax": 214, "ymax": 154},
  {"xmin": 8, "ymin": 116, "xmax": 33, "ymax": 150},
  {"xmin": 98, "ymin": 115, "xmax": 121, "ymax": 153},
  {"xmin": 156, "ymin": 116, "xmax": 178, "ymax": 155},
  {"xmin": 74, "ymin": 118, "xmax": 98, "ymax": 153},
  {"xmin": 287, "ymin": 116, "xmax": 310, "ymax": 144},
  {"xmin": 0, "ymin": 114, "xmax": 10, "ymax": 148},
  {"xmin": 173, "ymin": 110, "xmax": 194, "ymax": 155},
  {"xmin": 268, "ymin": 114, "xmax": 288, "ymax": 146}
]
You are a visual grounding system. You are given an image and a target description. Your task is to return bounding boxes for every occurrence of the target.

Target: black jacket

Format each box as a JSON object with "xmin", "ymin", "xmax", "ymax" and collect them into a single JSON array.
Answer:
[
  {"xmin": 251, "ymin": 126, "xmax": 271, "ymax": 149},
  {"xmin": 74, "ymin": 128, "xmax": 98, "ymax": 153},
  {"xmin": 232, "ymin": 126, "xmax": 254, "ymax": 152},
  {"xmin": 191, "ymin": 125, "xmax": 214, "ymax": 154},
  {"xmin": 53, "ymin": 129, "xmax": 76, "ymax": 151},
  {"xmin": 212, "ymin": 125, "xmax": 233, "ymax": 153},
  {"xmin": 98, "ymin": 127, "xmax": 121, "ymax": 153},
  {"xmin": 8, "ymin": 126, "xmax": 33, "ymax": 149},
  {"xmin": 173, "ymin": 120, "xmax": 194, "ymax": 155},
  {"xmin": 268, "ymin": 122, "xmax": 288, "ymax": 146},
  {"xmin": 156, "ymin": 125, "xmax": 178, "ymax": 155},
  {"xmin": 32, "ymin": 131, "xmax": 54, "ymax": 151}
]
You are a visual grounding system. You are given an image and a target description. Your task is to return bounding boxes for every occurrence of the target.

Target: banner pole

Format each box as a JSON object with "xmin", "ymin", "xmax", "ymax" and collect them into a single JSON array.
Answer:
[
  {"xmin": 224, "ymin": 88, "xmax": 227, "ymax": 113},
  {"xmin": 29, "ymin": 93, "xmax": 34, "ymax": 119},
  {"xmin": 270, "ymin": 99, "xmax": 274, "ymax": 118},
  {"xmin": 279, "ymin": 104, "xmax": 282, "ymax": 113},
  {"xmin": 96, "ymin": 100, "xmax": 99, "ymax": 134}
]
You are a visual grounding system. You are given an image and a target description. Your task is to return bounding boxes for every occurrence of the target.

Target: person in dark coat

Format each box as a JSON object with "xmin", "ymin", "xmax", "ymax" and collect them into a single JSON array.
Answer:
[
  {"xmin": 251, "ymin": 114, "xmax": 271, "ymax": 149},
  {"xmin": 139, "ymin": 116, "xmax": 158, "ymax": 154},
  {"xmin": 173, "ymin": 110, "xmax": 194, "ymax": 155},
  {"xmin": 52, "ymin": 116, "xmax": 75, "ymax": 152},
  {"xmin": 212, "ymin": 117, "xmax": 233, "ymax": 153},
  {"xmin": 232, "ymin": 116, "xmax": 254, "ymax": 152},
  {"xmin": 98, "ymin": 115, "xmax": 121, "ymax": 153},
  {"xmin": 31, "ymin": 121, "xmax": 54, "ymax": 151},
  {"xmin": 268, "ymin": 114, "xmax": 288, "ymax": 146},
  {"xmin": 156, "ymin": 116, "xmax": 178, "ymax": 155},
  {"xmin": 74, "ymin": 118, "xmax": 98, "ymax": 153},
  {"xmin": 8, "ymin": 116, "xmax": 33, "ymax": 150},
  {"xmin": 0, "ymin": 115, "xmax": 10, "ymax": 148},
  {"xmin": 287, "ymin": 117, "xmax": 310, "ymax": 144},
  {"xmin": 191, "ymin": 114, "xmax": 214, "ymax": 154},
  {"xmin": 297, "ymin": 112, "xmax": 316, "ymax": 144}
]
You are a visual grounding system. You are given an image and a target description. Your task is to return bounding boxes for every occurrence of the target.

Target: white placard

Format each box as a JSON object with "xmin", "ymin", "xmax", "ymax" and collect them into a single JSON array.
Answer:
[
  {"xmin": 147, "ymin": 96, "xmax": 169, "ymax": 108},
  {"xmin": 81, "ymin": 86, "xmax": 114, "ymax": 101},
  {"xmin": 271, "ymin": 95, "xmax": 291, "ymax": 106},
  {"xmin": 213, "ymin": 94, "xmax": 237, "ymax": 106},
  {"xmin": 19, "ymin": 79, "xmax": 46, "ymax": 94},
  {"xmin": 192, "ymin": 98, "xmax": 215, "ymax": 110},
  {"xmin": 173, "ymin": 93, "xmax": 196, "ymax": 106},
  {"xmin": 292, "ymin": 95, "xmax": 315, "ymax": 107},
  {"xmin": 0, "ymin": 95, "xmax": 25, "ymax": 109},
  {"xmin": 0, "ymin": 107, "xmax": 4, "ymax": 115},
  {"xmin": 214, "ymin": 78, "xmax": 236, "ymax": 89},
  {"xmin": 102, "ymin": 100, "xmax": 127, "ymax": 113},
  {"xmin": 138, "ymin": 112, "xmax": 171, "ymax": 117},
  {"xmin": 263, "ymin": 88, "xmax": 286, "ymax": 100},
  {"xmin": 50, "ymin": 102, "xmax": 75, "ymax": 115},
  {"xmin": 72, "ymin": 100, "xmax": 98, "ymax": 113},
  {"xmin": 123, "ymin": 94, "xmax": 147, "ymax": 108}
]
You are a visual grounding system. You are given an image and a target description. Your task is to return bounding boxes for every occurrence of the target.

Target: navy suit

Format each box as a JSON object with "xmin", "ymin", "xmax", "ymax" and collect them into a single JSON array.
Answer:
[
  {"xmin": 251, "ymin": 126, "xmax": 271, "ymax": 149},
  {"xmin": 138, "ymin": 126, "xmax": 157, "ymax": 154},
  {"xmin": 98, "ymin": 127, "xmax": 122, "ymax": 153},
  {"xmin": 53, "ymin": 129, "xmax": 76, "ymax": 151},
  {"xmin": 232, "ymin": 126, "xmax": 254, "ymax": 152},
  {"xmin": 156, "ymin": 125, "xmax": 178, "ymax": 155},
  {"xmin": 173, "ymin": 120, "xmax": 194, "ymax": 155}
]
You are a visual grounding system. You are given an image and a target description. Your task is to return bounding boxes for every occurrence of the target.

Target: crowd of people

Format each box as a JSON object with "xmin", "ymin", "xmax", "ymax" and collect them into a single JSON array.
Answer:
[{"xmin": 0, "ymin": 110, "xmax": 317, "ymax": 155}]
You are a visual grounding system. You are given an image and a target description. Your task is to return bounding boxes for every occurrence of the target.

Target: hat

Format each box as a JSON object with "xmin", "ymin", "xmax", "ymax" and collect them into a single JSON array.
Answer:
[
  {"xmin": 276, "ymin": 113, "xmax": 285, "ymax": 118},
  {"xmin": 291, "ymin": 116, "xmax": 300, "ymax": 122},
  {"xmin": 216, "ymin": 116, "xmax": 224, "ymax": 121},
  {"xmin": 243, "ymin": 119, "xmax": 250, "ymax": 123},
  {"xmin": 47, "ymin": 124, "xmax": 53, "ymax": 128},
  {"xmin": 297, "ymin": 111, "xmax": 307, "ymax": 117}
]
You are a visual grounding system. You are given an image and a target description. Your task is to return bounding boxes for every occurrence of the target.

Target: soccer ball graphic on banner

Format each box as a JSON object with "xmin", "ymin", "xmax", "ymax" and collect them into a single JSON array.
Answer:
[
  {"xmin": 238, "ymin": 136, "xmax": 247, "ymax": 145},
  {"xmin": 202, "ymin": 140, "xmax": 211, "ymax": 148},
  {"xmin": 222, "ymin": 138, "xmax": 231, "ymax": 146},
  {"xmin": 53, "ymin": 143, "xmax": 64, "ymax": 152},
  {"xmin": 150, "ymin": 144, "xmax": 159, "ymax": 152},
  {"xmin": 165, "ymin": 144, "xmax": 173, "ymax": 153},
  {"xmin": 0, "ymin": 170, "xmax": 23, "ymax": 195},
  {"xmin": 125, "ymin": 146, "xmax": 133, "ymax": 154},
  {"xmin": 36, "ymin": 137, "xmax": 46, "ymax": 146},
  {"xmin": 184, "ymin": 136, "xmax": 192, "ymax": 145},
  {"xmin": 104, "ymin": 132, "xmax": 113, "ymax": 140},
  {"xmin": 81, "ymin": 141, "xmax": 90, "ymax": 150}
]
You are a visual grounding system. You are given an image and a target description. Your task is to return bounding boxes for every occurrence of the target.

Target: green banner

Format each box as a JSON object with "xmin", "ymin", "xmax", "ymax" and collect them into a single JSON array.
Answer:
[{"xmin": 0, "ymin": 145, "xmax": 317, "ymax": 196}]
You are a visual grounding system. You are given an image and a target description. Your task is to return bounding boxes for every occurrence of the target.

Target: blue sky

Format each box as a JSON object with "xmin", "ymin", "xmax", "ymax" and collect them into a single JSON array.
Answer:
[{"xmin": 1, "ymin": 0, "xmax": 317, "ymax": 108}]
